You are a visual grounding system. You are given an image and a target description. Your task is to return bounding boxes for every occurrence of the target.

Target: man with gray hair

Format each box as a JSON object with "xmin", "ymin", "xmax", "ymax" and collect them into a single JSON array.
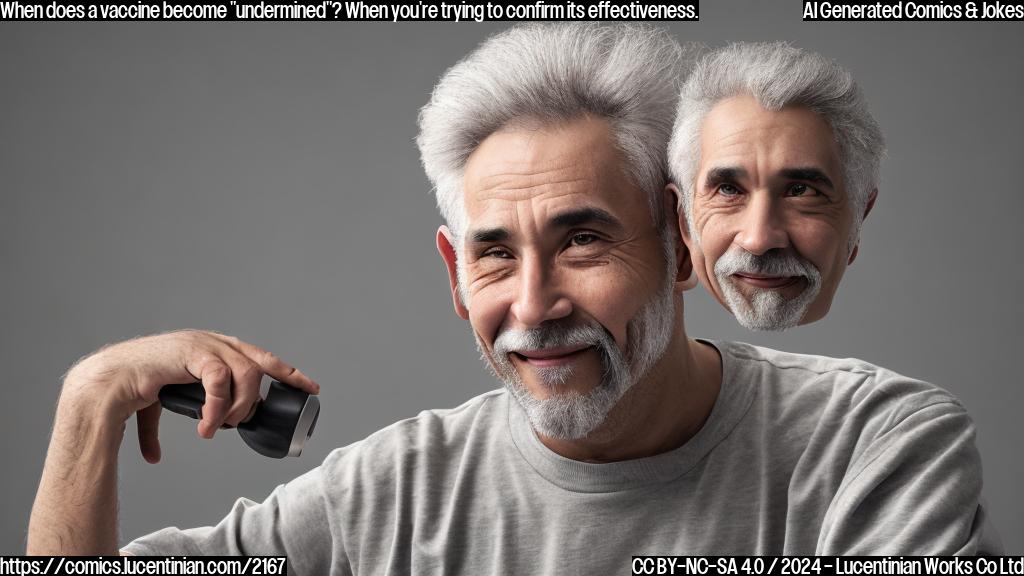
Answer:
[
  {"xmin": 29, "ymin": 24, "xmax": 998, "ymax": 569},
  {"xmin": 668, "ymin": 42, "xmax": 883, "ymax": 331}
]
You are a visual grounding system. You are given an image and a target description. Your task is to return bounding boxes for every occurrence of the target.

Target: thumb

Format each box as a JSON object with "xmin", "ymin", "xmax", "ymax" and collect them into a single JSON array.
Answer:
[{"xmin": 137, "ymin": 402, "xmax": 162, "ymax": 464}]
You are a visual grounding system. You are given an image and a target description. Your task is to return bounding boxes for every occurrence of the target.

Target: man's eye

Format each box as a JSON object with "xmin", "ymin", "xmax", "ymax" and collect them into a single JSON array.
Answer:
[
  {"xmin": 570, "ymin": 232, "xmax": 599, "ymax": 247},
  {"xmin": 787, "ymin": 183, "xmax": 820, "ymax": 197},
  {"xmin": 482, "ymin": 247, "xmax": 512, "ymax": 259},
  {"xmin": 717, "ymin": 184, "xmax": 741, "ymax": 196}
]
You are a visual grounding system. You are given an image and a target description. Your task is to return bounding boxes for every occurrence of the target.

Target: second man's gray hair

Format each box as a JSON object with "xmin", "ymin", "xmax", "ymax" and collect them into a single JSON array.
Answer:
[
  {"xmin": 417, "ymin": 23, "xmax": 688, "ymax": 243},
  {"xmin": 667, "ymin": 42, "xmax": 886, "ymax": 252}
]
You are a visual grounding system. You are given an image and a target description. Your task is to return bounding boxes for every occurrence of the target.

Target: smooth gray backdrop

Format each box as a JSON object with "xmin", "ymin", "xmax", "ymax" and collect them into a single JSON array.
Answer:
[{"xmin": 2, "ymin": 6, "xmax": 1022, "ymax": 552}]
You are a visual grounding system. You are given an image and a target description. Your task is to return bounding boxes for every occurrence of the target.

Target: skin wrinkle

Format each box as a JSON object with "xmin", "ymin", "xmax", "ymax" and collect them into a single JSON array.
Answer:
[
  {"xmin": 466, "ymin": 231, "xmax": 658, "ymax": 278},
  {"xmin": 471, "ymin": 124, "xmax": 603, "ymax": 202},
  {"xmin": 474, "ymin": 176, "xmax": 596, "ymax": 199}
]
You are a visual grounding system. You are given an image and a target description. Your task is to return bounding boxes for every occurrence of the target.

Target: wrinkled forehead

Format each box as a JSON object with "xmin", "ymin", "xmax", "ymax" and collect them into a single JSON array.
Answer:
[
  {"xmin": 699, "ymin": 96, "xmax": 843, "ymax": 184},
  {"xmin": 460, "ymin": 117, "xmax": 650, "ymax": 234}
]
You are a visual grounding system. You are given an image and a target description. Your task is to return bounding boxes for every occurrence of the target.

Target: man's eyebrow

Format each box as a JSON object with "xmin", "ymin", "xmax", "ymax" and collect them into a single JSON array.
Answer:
[
  {"xmin": 703, "ymin": 167, "xmax": 747, "ymax": 187},
  {"xmin": 780, "ymin": 167, "xmax": 835, "ymax": 190},
  {"xmin": 549, "ymin": 207, "xmax": 624, "ymax": 232},
  {"xmin": 466, "ymin": 208, "xmax": 623, "ymax": 244},
  {"xmin": 468, "ymin": 227, "xmax": 511, "ymax": 244}
]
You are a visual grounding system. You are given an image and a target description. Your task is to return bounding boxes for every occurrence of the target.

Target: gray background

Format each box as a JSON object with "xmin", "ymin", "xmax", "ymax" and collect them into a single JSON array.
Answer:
[{"xmin": 2, "ymin": 3, "xmax": 1021, "ymax": 553}]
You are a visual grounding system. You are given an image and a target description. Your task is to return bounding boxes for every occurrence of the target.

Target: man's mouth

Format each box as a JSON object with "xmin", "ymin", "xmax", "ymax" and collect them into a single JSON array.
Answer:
[
  {"xmin": 511, "ymin": 345, "xmax": 593, "ymax": 367},
  {"xmin": 731, "ymin": 273, "xmax": 803, "ymax": 290}
]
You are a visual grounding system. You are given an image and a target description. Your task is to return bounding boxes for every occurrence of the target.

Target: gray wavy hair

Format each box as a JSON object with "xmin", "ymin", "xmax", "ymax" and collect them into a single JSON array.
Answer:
[
  {"xmin": 417, "ymin": 23, "xmax": 687, "ymax": 243},
  {"xmin": 667, "ymin": 42, "xmax": 886, "ymax": 252}
]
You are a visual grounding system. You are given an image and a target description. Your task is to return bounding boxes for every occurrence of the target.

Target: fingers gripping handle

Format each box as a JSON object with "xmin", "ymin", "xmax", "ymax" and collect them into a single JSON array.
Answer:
[
  {"xmin": 157, "ymin": 380, "xmax": 320, "ymax": 458},
  {"xmin": 157, "ymin": 376, "xmax": 270, "ymax": 421}
]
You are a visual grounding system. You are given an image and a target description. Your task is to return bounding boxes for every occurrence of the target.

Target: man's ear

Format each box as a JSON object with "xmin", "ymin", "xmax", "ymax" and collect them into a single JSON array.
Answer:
[
  {"xmin": 848, "ymin": 188, "xmax": 878, "ymax": 266},
  {"xmin": 665, "ymin": 184, "xmax": 697, "ymax": 291},
  {"xmin": 436, "ymin": 225, "xmax": 470, "ymax": 320},
  {"xmin": 666, "ymin": 183, "xmax": 692, "ymax": 244},
  {"xmin": 863, "ymin": 188, "xmax": 878, "ymax": 220}
]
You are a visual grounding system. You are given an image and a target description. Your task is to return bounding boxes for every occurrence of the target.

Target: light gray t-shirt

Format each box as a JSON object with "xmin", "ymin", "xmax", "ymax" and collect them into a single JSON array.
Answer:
[{"xmin": 123, "ymin": 340, "xmax": 1002, "ymax": 571}]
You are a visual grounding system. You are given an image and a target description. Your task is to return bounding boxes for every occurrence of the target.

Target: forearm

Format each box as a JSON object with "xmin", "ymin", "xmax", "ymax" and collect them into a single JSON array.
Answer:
[{"xmin": 28, "ymin": 384, "xmax": 126, "ymax": 555}]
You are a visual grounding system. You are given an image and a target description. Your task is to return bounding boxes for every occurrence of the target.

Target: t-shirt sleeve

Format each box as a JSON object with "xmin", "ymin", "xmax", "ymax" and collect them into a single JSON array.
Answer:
[
  {"xmin": 818, "ymin": 400, "xmax": 1003, "ymax": 554},
  {"xmin": 120, "ymin": 464, "xmax": 342, "ymax": 575}
]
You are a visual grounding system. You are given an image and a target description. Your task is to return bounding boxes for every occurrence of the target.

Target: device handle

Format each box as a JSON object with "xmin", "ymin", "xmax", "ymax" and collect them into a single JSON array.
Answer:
[
  {"xmin": 157, "ymin": 383, "xmax": 208, "ymax": 420},
  {"xmin": 157, "ymin": 380, "xmax": 319, "ymax": 458}
]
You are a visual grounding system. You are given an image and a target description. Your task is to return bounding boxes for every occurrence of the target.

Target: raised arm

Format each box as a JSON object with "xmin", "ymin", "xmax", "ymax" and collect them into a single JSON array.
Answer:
[{"xmin": 27, "ymin": 330, "xmax": 319, "ymax": 554}]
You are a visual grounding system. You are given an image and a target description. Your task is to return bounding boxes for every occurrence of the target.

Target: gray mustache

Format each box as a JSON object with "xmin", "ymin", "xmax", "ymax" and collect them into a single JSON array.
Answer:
[
  {"xmin": 715, "ymin": 248, "xmax": 815, "ymax": 278},
  {"xmin": 492, "ymin": 322, "xmax": 606, "ymax": 356}
]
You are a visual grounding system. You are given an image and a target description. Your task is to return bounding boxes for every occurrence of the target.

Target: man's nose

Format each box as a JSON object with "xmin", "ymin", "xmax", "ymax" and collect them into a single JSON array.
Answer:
[
  {"xmin": 733, "ymin": 194, "xmax": 789, "ymax": 255},
  {"xmin": 509, "ymin": 258, "xmax": 572, "ymax": 328}
]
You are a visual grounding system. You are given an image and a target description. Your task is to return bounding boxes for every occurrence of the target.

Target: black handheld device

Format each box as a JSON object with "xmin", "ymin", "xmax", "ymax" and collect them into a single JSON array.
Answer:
[{"xmin": 158, "ymin": 379, "xmax": 320, "ymax": 458}]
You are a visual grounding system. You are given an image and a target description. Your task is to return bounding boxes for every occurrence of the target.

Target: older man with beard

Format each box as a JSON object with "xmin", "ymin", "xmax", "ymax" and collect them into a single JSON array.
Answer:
[{"xmin": 29, "ymin": 24, "xmax": 999, "ymax": 568}]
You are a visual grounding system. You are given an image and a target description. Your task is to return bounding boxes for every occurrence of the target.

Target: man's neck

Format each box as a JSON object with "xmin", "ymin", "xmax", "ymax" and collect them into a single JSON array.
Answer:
[{"xmin": 535, "ymin": 328, "xmax": 723, "ymax": 463}]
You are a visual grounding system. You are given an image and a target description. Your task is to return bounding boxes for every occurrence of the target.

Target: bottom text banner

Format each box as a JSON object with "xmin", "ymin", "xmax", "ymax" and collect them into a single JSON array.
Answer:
[
  {"xmin": 632, "ymin": 556, "xmax": 1024, "ymax": 576},
  {"xmin": 0, "ymin": 556, "xmax": 287, "ymax": 576}
]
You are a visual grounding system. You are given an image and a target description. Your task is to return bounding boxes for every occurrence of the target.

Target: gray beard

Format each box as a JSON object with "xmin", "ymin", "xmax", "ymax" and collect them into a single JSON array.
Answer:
[
  {"xmin": 713, "ymin": 246, "xmax": 822, "ymax": 331},
  {"xmin": 475, "ymin": 272, "xmax": 677, "ymax": 440}
]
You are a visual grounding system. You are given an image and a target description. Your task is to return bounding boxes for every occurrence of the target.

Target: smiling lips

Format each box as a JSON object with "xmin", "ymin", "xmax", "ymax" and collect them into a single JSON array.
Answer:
[
  {"xmin": 512, "ymin": 346, "xmax": 593, "ymax": 367},
  {"xmin": 731, "ymin": 273, "xmax": 803, "ymax": 289}
]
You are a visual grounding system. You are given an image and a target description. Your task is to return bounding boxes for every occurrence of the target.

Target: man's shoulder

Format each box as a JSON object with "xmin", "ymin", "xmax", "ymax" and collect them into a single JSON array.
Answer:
[
  {"xmin": 368, "ymin": 387, "xmax": 509, "ymax": 445},
  {"xmin": 714, "ymin": 339, "xmax": 966, "ymax": 418},
  {"xmin": 707, "ymin": 340, "xmax": 996, "ymax": 554},
  {"xmin": 709, "ymin": 339, "xmax": 976, "ymax": 463},
  {"xmin": 319, "ymin": 388, "xmax": 510, "ymax": 483}
]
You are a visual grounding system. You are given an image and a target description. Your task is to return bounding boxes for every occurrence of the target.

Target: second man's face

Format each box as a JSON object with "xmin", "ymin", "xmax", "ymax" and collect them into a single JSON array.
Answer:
[{"xmin": 682, "ymin": 94, "xmax": 858, "ymax": 330}]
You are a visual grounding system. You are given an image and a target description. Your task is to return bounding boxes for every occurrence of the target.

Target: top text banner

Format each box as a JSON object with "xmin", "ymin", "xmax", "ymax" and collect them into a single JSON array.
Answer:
[
  {"xmin": 802, "ymin": 0, "xmax": 1024, "ymax": 19},
  {"xmin": 0, "ymin": 0, "xmax": 701, "ymax": 21}
]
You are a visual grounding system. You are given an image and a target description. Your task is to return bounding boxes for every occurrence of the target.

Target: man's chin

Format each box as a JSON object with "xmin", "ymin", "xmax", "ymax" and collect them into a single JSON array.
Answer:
[
  {"xmin": 510, "ymin": 385, "xmax": 608, "ymax": 440},
  {"xmin": 516, "ymin": 376, "xmax": 600, "ymax": 400},
  {"xmin": 734, "ymin": 315, "xmax": 794, "ymax": 332},
  {"xmin": 727, "ymin": 299, "xmax": 809, "ymax": 332}
]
